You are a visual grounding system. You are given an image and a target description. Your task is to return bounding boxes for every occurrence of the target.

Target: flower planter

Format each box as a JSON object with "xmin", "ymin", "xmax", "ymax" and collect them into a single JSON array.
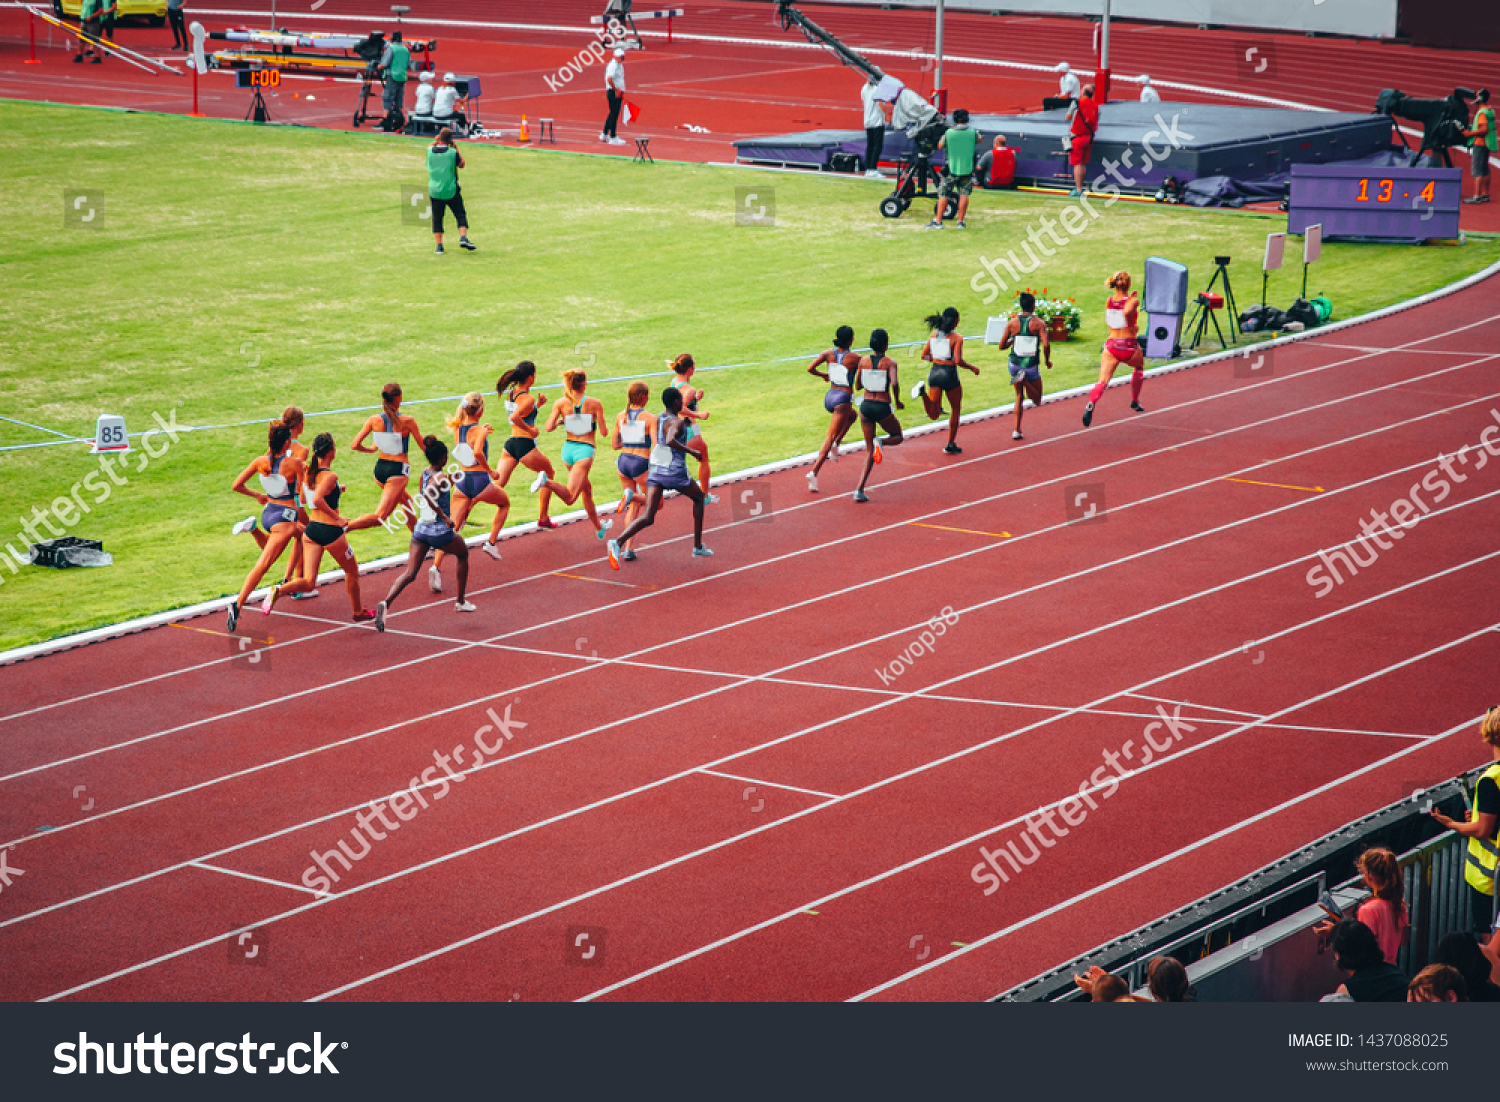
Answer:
[{"xmin": 1045, "ymin": 316, "xmax": 1071, "ymax": 342}]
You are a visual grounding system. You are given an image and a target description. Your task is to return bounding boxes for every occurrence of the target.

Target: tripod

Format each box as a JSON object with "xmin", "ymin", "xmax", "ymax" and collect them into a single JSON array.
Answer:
[
  {"xmin": 245, "ymin": 88, "xmax": 272, "ymax": 123},
  {"xmin": 1184, "ymin": 257, "xmax": 1238, "ymax": 350}
]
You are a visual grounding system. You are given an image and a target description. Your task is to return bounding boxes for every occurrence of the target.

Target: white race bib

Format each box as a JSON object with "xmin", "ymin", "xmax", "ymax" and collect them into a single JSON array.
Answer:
[
  {"xmin": 1013, "ymin": 333, "xmax": 1039, "ymax": 357},
  {"xmin": 861, "ymin": 367, "xmax": 889, "ymax": 392},
  {"xmin": 259, "ymin": 472, "xmax": 289, "ymax": 497},
  {"xmin": 504, "ymin": 399, "xmax": 518, "ymax": 414},
  {"xmin": 620, "ymin": 420, "xmax": 648, "ymax": 446},
  {"xmin": 649, "ymin": 443, "xmax": 674, "ymax": 470},
  {"xmin": 564, "ymin": 411, "xmax": 594, "ymax": 435},
  {"xmin": 418, "ymin": 497, "xmax": 440, "ymax": 524},
  {"xmin": 372, "ymin": 430, "xmax": 405, "ymax": 454},
  {"xmin": 1105, "ymin": 308, "xmax": 1128, "ymax": 330},
  {"xmin": 452, "ymin": 442, "xmax": 476, "ymax": 467},
  {"xmin": 829, "ymin": 364, "xmax": 850, "ymax": 387},
  {"xmin": 930, "ymin": 335, "xmax": 952, "ymax": 361}
]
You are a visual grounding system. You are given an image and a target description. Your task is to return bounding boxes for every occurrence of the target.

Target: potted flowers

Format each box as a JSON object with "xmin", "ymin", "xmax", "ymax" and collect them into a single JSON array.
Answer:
[{"xmin": 1015, "ymin": 288, "xmax": 1081, "ymax": 342}]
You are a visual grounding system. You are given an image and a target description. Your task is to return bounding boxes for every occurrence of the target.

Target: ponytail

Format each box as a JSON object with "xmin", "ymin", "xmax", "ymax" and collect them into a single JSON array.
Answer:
[
  {"xmin": 561, "ymin": 368, "xmax": 587, "ymax": 399},
  {"xmin": 627, "ymin": 380, "xmax": 650, "ymax": 406},
  {"xmin": 422, "ymin": 434, "xmax": 448, "ymax": 469},
  {"xmin": 281, "ymin": 406, "xmax": 304, "ymax": 435},
  {"xmin": 1357, "ymin": 847, "xmax": 1404, "ymax": 904},
  {"xmin": 306, "ymin": 432, "xmax": 335, "ymax": 490},
  {"xmin": 445, "ymin": 391, "xmax": 483, "ymax": 433},
  {"xmin": 669, "ymin": 353, "xmax": 695, "ymax": 376},
  {"xmin": 268, "ymin": 419, "xmax": 292, "ymax": 454},
  {"xmin": 834, "ymin": 325, "xmax": 854, "ymax": 350},
  {"xmin": 1108, "ymin": 270, "xmax": 1132, "ymax": 293},
  {"xmin": 497, "ymin": 360, "xmax": 536, "ymax": 394},
  {"xmin": 381, "ymin": 382, "xmax": 403, "ymax": 407},
  {"xmin": 924, "ymin": 307, "xmax": 960, "ymax": 334}
]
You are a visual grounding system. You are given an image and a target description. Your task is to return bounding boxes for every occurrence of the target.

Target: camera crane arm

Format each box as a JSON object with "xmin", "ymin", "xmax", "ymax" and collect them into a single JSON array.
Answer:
[{"xmin": 774, "ymin": 0, "xmax": 883, "ymax": 84}]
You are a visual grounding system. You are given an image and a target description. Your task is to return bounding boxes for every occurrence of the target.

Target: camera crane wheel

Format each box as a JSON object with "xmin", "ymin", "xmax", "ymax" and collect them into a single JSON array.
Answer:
[{"xmin": 879, "ymin": 196, "xmax": 905, "ymax": 219}]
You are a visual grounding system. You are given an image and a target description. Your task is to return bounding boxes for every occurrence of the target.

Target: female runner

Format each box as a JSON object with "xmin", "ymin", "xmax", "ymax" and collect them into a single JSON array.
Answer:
[
  {"xmin": 226, "ymin": 419, "xmax": 306, "ymax": 633},
  {"xmin": 853, "ymin": 328, "xmax": 905, "ymax": 504},
  {"xmin": 349, "ymin": 383, "xmax": 422, "ymax": 532},
  {"xmin": 1082, "ymin": 271, "xmax": 1147, "ymax": 428},
  {"xmin": 530, "ymin": 369, "xmax": 611, "ymax": 539},
  {"xmin": 804, "ymin": 325, "xmax": 860, "ymax": 493},
  {"xmin": 430, "ymin": 391, "xmax": 508, "ymax": 592},
  {"xmin": 490, "ymin": 361, "xmax": 562, "ymax": 527},
  {"xmin": 262, "ymin": 433, "xmax": 375, "ymax": 623},
  {"xmin": 376, "ymin": 435, "xmax": 476, "ymax": 631},
  {"xmin": 611, "ymin": 380, "xmax": 655, "ymax": 561},
  {"xmin": 913, "ymin": 306, "xmax": 979, "ymax": 454},
  {"xmin": 670, "ymin": 354, "xmax": 718, "ymax": 504},
  {"xmin": 606, "ymin": 387, "xmax": 712, "ymax": 567}
]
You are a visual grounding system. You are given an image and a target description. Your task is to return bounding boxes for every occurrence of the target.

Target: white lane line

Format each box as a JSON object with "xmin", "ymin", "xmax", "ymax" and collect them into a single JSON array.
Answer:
[
  {"xmin": 1122, "ymin": 692, "xmax": 1266, "ymax": 720},
  {"xmin": 189, "ymin": 861, "xmax": 325, "ymax": 898},
  {"xmin": 848, "ymin": 714, "xmax": 1478, "ymax": 1002},
  {"xmin": 697, "ymin": 769, "xmax": 840, "ymax": 801}
]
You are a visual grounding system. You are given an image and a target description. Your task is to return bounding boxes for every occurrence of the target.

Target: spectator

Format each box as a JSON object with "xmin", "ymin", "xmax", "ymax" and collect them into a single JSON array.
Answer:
[
  {"xmin": 380, "ymin": 31, "xmax": 411, "ymax": 119},
  {"xmin": 1431, "ymin": 706, "xmax": 1500, "ymax": 934},
  {"xmin": 74, "ymin": 0, "xmax": 102, "ymax": 63},
  {"xmin": 1435, "ymin": 931, "xmax": 1500, "ymax": 1002},
  {"xmin": 434, "ymin": 73, "xmax": 467, "ymax": 131},
  {"xmin": 1407, "ymin": 964, "xmax": 1467, "ymax": 1002},
  {"xmin": 976, "ymin": 135, "xmax": 1016, "ymax": 189},
  {"xmin": 1140, "ymin": 75, "xmax": 1160, "ymax": 103},
  {"xmin": 601, "ymin": 47, "xmax": 627, "ymax": 146},
  {"xmin": 1463, "ymin": 89, "xmax": 1493, "ymax": 204},
  {"xmin": 1068, "ymin": 83, "xmax": 1099, "ymax": 197},
  {"xmin": 861, "ymin": 79, "xmax": 888, "ymax": 178},
  {"xmin": 427, "ymin": 128, "xmax": 476, "ymax": 255},
  {"xmin": 168, "ymin": 0, "xmax": 187, "ymax": 50},
  {"xmin": 1328, "ymin": 919, "xmax": 1408, "ymax": 1002},
  {"xmin": 1055, "ymin": 62, "xmax": 1081, "ymax": 103},
  {"xmin": 1146, "ymin": 956, "xmax": 1191, "ymax": 1002},
  {"xmin": 927, "ymin": 108, "xmax": 978, "ymax": 229},
  {"xmin": 99, "ymin": 0, "xmax": 117, "ymax": 44},
  {"xmin": 413, "ymin": 70, "xmax": 436, "ymax": 119},
  {"xmin": 1317, "ymin": 847, "xmax": 1410, "ymax": 964},
  {"xmin": 1074, "ymin": 965, "xmax": 1137, "ymax": 1002}
]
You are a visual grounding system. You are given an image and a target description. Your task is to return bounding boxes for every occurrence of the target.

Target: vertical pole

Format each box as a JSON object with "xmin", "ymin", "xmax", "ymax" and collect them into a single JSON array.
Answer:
[
  {"xmin": 934, "ymin": 0, "xmax": 945, "ymax": 112},
  {"xmin": 26, "ymin": 8, "xmax": 41, "ymax": 64},
  {"xmin": 667, "ymin": 15, "xmax": 673, "ymax": 44},
  {"xmin": 1097, "ymin": 0, "xmax": 1111, "ymax": 102},
  {"xmin": 192, "ymin": 62, "xmax": 199, "ymax": 116}
]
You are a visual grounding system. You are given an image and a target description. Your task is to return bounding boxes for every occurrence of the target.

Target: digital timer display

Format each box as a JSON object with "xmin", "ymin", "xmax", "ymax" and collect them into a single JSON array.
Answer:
[
  {"xmin": 235, "ymin": 67, "xmax": 282, "ymax": 89},
  {"xmin": 1289, "ymin": 164, "xmax": 1462, "ymax": 242}
]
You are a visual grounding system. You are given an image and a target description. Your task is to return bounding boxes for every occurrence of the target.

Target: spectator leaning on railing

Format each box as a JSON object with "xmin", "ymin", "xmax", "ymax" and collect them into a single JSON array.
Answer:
[
  {"xmin": 1327, "ymin": 919, "xmax": 1409, "ymax": 1002},
  {"xmin": 1435, "ymin": 931, "xmax": 1500, "ymax": 1002},
  {"xmin": 1407, "ymin": 964, "xmax": 1467, "ymax": 1002},
  {"xmin": 1315, "ymin": 847, "xmax": 1410, "ymax": 965},
  {"xmin": 1431, "ymin": 706, "xmax": 1500, "ymax": 936}
]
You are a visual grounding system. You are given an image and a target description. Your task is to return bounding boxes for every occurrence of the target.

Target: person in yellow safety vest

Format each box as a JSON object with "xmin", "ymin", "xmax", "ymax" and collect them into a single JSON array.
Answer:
[{"xmin": 1431, "ymin": 706, "xmax": 1500, "ymax": 937}]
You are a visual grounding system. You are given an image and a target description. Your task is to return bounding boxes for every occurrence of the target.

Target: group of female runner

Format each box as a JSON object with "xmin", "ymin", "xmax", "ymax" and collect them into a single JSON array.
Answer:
[{"xmin": 224, "ymin": 274, "xmax": 1149, "ymax": 625}]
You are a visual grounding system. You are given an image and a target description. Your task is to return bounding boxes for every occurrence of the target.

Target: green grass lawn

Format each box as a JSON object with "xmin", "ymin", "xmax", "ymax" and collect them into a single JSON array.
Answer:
[{"xmin": 0, "ymin": 99, "xmax": 1495, "ymax": 650}]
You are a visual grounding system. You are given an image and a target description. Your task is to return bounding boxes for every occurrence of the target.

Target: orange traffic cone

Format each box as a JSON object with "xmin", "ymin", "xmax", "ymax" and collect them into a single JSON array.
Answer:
[{"xmin": 519, "ymin": 115, "xmax": 531, "ymax": 142}]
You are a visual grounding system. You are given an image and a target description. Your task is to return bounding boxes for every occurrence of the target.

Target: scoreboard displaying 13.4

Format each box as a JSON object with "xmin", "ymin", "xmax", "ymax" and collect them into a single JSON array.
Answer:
[{"xmin": 1288, "ymin": 164, "xmax": 1462, "ymax": 242}]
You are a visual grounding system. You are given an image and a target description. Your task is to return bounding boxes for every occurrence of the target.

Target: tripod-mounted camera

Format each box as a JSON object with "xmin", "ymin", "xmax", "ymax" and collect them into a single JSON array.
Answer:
[{"xmin": 1184, "ymin": 256, "xmax": 1239, "ymax": 351}]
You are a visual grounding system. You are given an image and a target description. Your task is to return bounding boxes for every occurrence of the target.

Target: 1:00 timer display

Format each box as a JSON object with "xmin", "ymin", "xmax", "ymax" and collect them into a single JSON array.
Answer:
[
  {"xmin": 1355, "ymin": 177, "xmax": 1437, "ymax": 204},
  {"xmin": 245, "ymin": 69, "xmax": 281, "ymax": 88}
]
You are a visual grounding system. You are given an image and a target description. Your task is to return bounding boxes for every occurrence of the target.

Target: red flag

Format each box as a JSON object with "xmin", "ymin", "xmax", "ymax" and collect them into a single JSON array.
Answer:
[{"xmin": 624, "ymin": 101, "xmax": 641, "ymax": 125}]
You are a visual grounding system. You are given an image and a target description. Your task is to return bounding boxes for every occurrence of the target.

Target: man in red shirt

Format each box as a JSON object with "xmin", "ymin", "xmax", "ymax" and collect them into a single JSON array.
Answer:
[
  {"xmin": 977, "ymin": 135, "xmax": 1016, "ymax": 189},
  {"xmin": 1068, "ymin": 84, "xmax": 1099, "ymax": 196}
]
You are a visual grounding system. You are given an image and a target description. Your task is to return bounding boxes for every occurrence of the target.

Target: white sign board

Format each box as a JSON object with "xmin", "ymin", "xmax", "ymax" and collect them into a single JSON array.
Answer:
[
  {"xmin": 1303, "ymin": 223, "xmax": 1322, "ymax": 266},
  {"xmin": 92, "ymin": 414, "xmax": 130, "ymax": 453},
  {"xmin": 1263, "ymin": 232, "xmax": 1286, "ymax": 272}
]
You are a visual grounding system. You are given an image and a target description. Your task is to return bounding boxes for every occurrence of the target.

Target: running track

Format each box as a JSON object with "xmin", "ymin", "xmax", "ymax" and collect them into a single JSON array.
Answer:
[{"xmin": 2, "ymin": 274, "xmax": 1499, "ymax": 1001}]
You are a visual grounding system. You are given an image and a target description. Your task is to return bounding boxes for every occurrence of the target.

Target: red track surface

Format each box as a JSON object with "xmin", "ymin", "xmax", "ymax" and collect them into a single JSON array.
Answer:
[{"xmin": 2, "ymin": 275, "xmax": 1498, "ymax": 1001}]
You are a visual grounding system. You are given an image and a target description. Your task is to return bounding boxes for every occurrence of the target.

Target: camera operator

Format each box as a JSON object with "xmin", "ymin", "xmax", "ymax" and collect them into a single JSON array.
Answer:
[
  {"xmin": 380, "ymin": 31, "xmax": 411, "ymax": 119},
  {"xmin": 1465, "ymin": 89, "xmax": 1494, "ymax": 204}
]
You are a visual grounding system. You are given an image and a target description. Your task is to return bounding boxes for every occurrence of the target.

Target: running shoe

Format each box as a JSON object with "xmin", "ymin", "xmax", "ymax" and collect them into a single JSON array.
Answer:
[
  {"xmin": 481, "ymin": 541, "xmax": 502, "ymax": 561},
  {"xmin": 1082, "ymin": 401, "xmax": 1095, "ymax": 428},
  {"xmin": 806, "ymin": 470, "xmax": 818, "ymax": 493},
  {"xmin": 435, "ymin": 243, "xmax": 445, "ymax": 255},
  {"xmin": 922, "ymin": 220, "xmax": 942, "ymax": 230},
  {"xmin": 455, "ymin": 600, "xmax": 477, "ymax": 612},
  {"xmin": 226, "ymin": 602, "xmax": 239, "ymax": 633},
  {"xmin": 703, "ymin": 493, "xmax": 719, "ymax": 505},
  {"xmin": 1013, "ymin": 430, "xmax": 1024, "ymax": 441},
  {"xmin": 618, "ymin": 488, "xmax": 634, "ymax": 513},
  {"xmin": 944, "ymin": 444, "xmax": 962, "ymax": 455},
  {"xmin": 1130, "ymin": 401, "xmax": 1146, "ymax": 413},
  {"xmin": 622, "ymin": 548, "xmax": 636, "ymax": 561},
  {"xmin": 692, "ymin": 546, "xmax": 714, "ymax": 557},
  {"xmin": 260, "ymin": 584, "xmax": 280, "ymax": 615},
  {"xmin": 290, "ymin": 588, "xmax": 319, "ymax": 601},
  {"xmin": 536, "ymin": 517, "xmax": 557, "ymax": 530},
  {"xmin": 529, "ymin": 471, "xmax": 548, "ymax": 494},
  {"xmin": 597, "ymin": 519, "xmax": 612, "ymax": 539},
  {"xmin": 375, "ymin": 601, "xmax": 387, "ymax": 633},
  {"xmin": 955, "ymin": 221, "xmax": 967, "ymax": 230},
  {"xmin": 910, "ymin": 382, "xmax": 925, "ymax": 400},
  {"xmin": 873, "ymin": 439, "xmax": 883, "ymax": 464},
  {"xmin": 606, "ymin": 538, "xmax": 621, "ymax": 570},
  {"xmin": 459, "ymin": 236, "xmax": 477, "ymax": 251},
  {"xmin": 231, "ymin": 516, "xmax": 257, "ymax": 536},
  {"xmin": 853, "ymin": 490, "xmax": 870, "ymax": 503},
  {"xmin": 352, "ymin": 609, "xmax": 376, "ymax": 623},
  {"xmin": 428, "ymin": 564, "xmax": 443, "ymax": 592}
]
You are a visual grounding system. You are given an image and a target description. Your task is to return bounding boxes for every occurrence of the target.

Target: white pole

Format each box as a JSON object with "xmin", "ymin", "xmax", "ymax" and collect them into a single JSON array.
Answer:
[
  {"xmin": 934, "ymin": 0, "xmax": 945, "ymax": 103},
  {"xmin": 1101, "ymin": 0, "xmax": 1111, "ymax": 72}
]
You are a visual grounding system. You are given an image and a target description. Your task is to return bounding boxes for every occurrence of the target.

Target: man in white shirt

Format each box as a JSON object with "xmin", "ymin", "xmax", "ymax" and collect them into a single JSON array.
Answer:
[
  {"xmin": 1056, "ymin": 62, "xmax": 1081, "ymax": 103},
  {"xmin": 434, "ymin": 72, "xmax": 466, "ymax": 130},
  {"xmin": 413, "ymin": 70, "xmax": 435, "ymax": 118},
  {"xmin": 602, "ymin": 47, "xmax": 627, "ymax": 145},
  {"xmin": 1140, "ymin": 75, "xmax": 1161, "ymax": 103},
  {"xmin": 861, "ymin": 80, "xmax": 888, "ymax": 178}
]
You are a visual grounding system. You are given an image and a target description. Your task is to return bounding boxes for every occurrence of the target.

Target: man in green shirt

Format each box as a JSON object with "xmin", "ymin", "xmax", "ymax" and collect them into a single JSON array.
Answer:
[
  {"xmin": 381, "ymin": 32, "xmax": 412, "ymax": 118},
  {"xmin": 427, "ymin": 128, "xmax": 476, "ymax": 255},
  {"xmin": 926, "ymin": 109, "xmax": 979, "ymax": 230},
  {"xmin": 74, "ymin": 0, "xmax": 103, "ymax": 63},
  {"xmin": 1464, "ymin": 88, "xmax": 1494, "ymax": 205}
]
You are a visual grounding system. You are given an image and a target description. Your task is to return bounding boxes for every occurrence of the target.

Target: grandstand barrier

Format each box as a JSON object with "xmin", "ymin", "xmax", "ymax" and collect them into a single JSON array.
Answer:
[{"xmin": 1000, "ymin": 765, "xmax": 1493, "ymax": 1002}]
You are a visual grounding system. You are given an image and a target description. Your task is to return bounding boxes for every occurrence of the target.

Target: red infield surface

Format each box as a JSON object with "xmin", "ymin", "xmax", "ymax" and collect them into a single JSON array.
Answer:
[{"xmin": 2, "ymin": 274, "xmax": 1498, "ymax": 1002}]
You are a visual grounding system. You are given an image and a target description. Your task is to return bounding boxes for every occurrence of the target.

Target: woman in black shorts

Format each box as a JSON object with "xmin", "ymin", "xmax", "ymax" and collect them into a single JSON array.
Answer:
[
  {"xmin": 491, "ymin": 360, "xmax": 563, "ymax": 528},
  {"xmin": 264, "ymin": 433, "xmax": 375, "ymax": 623},
  {"xmin": 349, "ymin": 383, "xmax": 422, "ymax": 534},
  {"xmin": 376, "ymin": 436, "xmax": 476, "ymax": 631},
  {"xmin": 805, "ymin": 324, "xmax": 860, "ymax": 493},
  {"xmin": 854, "ymin": 328, "xmax": 905, "ymax": 503},
  {"xmin": 226, "ymin": 418, "xmax": 305, "ymax": 633},
  {"xmin": 913, "ymin": 306, "xmax": 979, "ymax": 454},
  {"xmin": 606, "ymin": 387, "xmax": 712, "ymax": 567}
]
